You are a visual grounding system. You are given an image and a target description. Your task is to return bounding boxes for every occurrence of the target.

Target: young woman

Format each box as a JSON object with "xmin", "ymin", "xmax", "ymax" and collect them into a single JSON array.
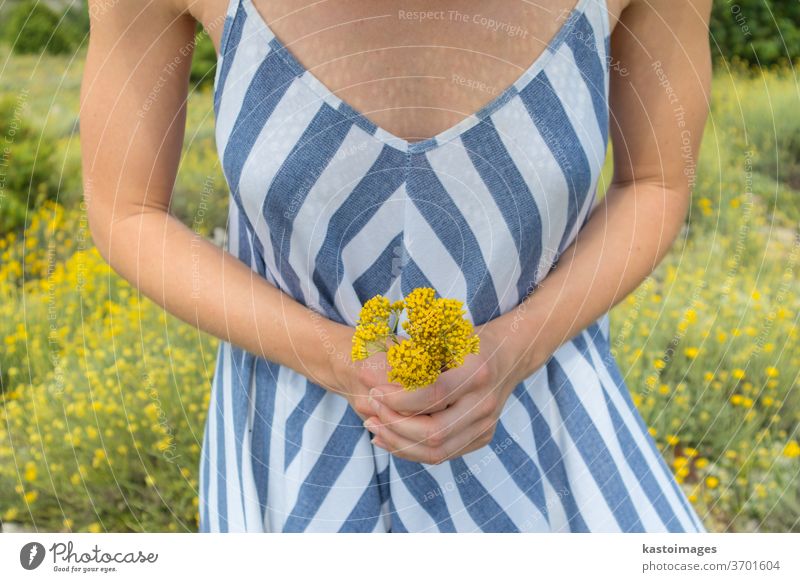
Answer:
[{"xmin": 80, "ymin": 0, "xmax": 712, "ymax": 532}]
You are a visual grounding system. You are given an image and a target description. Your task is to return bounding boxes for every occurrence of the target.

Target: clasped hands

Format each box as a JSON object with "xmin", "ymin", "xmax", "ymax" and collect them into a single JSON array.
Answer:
[{"xmin": 334, "ymin": 322, "xmax": 539, "ymax": 466}]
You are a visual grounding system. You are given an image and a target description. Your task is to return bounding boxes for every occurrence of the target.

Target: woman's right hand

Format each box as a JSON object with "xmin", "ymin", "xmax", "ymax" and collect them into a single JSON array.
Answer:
[{"xmin": 324, "ymin": 324, "xmax": 392, "ymax": 421}]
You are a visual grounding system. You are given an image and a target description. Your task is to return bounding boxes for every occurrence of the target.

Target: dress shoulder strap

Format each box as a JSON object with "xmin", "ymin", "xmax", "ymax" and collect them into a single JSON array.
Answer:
[{"xmin": 217, "ymin": 0, "xmax": 244, "ymax": 59}]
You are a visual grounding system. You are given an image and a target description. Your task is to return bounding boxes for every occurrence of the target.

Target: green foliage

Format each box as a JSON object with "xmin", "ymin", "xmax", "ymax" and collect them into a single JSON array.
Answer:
[
  {"xmin": 3, "ymin": 0, "xmax": 76, "ymax": 55},
  {"xmin": 0, "ymin": 94, "xmax": 60, "ymax": 233},
  {"xmin": 707, "ymin": 68, "xmax": 800, "ymax": 194},
  {"xmin": 61, "ymin": 4, "xmax": 90, "ymax": 50},
  {"xmin": 710, "ymin": 0, "xmax": 800, "ymax": 67},
  {"xmin": 190, "ymin": 23, "xmax": 218, "ymax": 90}
]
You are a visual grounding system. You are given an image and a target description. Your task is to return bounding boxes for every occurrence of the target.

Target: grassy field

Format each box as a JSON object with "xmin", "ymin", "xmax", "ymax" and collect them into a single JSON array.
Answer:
[{"xmin": 0, "ymin": 46, "xmax": 798, "ymax": 532}]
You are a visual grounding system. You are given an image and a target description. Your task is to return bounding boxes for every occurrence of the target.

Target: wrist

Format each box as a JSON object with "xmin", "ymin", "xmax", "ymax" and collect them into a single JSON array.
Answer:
[
  {"xmin": 481, "ymin": 300, "xmax": 554, "ymax": 384},
  {"xmin": 318, "ymin": 321, "xmax": 355, "ymax": 395}
]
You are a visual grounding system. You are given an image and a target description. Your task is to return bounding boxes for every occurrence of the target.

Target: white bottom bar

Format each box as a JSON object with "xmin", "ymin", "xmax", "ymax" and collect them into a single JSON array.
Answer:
[{"xmin": 1, "ymin": 533, "xmax": 797, "ymax": 581}]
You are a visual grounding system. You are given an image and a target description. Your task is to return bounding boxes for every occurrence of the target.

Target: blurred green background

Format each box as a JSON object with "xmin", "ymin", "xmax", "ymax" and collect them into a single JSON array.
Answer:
[{"xmin": 0, "ymin": 0, "xmax": 798, "ymax": 533}]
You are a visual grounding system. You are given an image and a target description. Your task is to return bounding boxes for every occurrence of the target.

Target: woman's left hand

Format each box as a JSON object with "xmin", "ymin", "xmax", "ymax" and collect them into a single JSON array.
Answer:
[{"xmin": 362, "ymin": 320, "xmax": 542, "ymax": 465}]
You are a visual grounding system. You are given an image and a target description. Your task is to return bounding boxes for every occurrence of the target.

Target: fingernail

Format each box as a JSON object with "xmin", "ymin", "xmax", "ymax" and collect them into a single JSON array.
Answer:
[
  {"xmin": 363, "ymin": 419, "xmax": 378, "ymax": 434},
  {"xmin": 370, "ymin": 396, "xmax": 381, "ymax": 412},
  {"xmin": 369, "ymin": 388, "xmax": 383, "ymax": 401}
]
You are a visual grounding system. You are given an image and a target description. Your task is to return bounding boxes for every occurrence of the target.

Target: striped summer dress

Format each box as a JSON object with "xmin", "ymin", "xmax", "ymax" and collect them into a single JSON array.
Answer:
[{"xmin": 198, "ymin": 0, "xmax": 707, "ymax": 533}]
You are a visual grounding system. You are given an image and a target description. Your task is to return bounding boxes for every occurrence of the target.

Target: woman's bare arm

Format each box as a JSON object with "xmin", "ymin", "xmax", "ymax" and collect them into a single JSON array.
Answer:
[{"xmin": 80, "ymin": 0, "xmax": 352, "ymax": 394}]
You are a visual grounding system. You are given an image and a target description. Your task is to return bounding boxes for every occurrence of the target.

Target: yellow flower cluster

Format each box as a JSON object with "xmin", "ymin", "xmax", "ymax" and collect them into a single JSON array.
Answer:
[{"xmin": 352, "ymin": 287, "xmax": 480, "ymax": 391}]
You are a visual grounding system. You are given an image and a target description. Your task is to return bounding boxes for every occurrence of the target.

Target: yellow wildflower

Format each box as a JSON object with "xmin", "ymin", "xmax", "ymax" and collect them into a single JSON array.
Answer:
[
  {"xmin": 3, "ymin": 507, "xmax": 19, "ymax": 521},
  {"xmin": 23, "ymin": 463, "xmax": 37, "ymax": 482},
  {"xmin": 783, "ymin": 440, "xmax": 800, "ymax": 458},
  {"xmin": 705, "ymin": 476, "xmax": 719, "ymax": 489},
  {"xmin": 673, "ymin": 456, "xmax": 688, "ymax": 469}
]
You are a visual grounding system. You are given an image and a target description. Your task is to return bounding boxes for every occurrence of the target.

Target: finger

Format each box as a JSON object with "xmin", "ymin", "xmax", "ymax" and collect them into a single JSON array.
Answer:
[
  {"xmin": 370, "ymin": 389, "xmax": 484, "ymax": 447},
  {"xmin": 363, "ymin": 414, "xmax": 441, "ymax": 464},
  {"xmin": 367, "ymin": 411, "xmax": 496, "ymax": 465},
  {"xmin": 372, "ymin": 370, "xmax": 465, "ymax": 415},
  {"xmin": 370, "ymin": 382, "xmax": 446, "ymax": 416},
  {"xmin": 375, "ymin": 352, "xmax": 488, "ymax": 415}
]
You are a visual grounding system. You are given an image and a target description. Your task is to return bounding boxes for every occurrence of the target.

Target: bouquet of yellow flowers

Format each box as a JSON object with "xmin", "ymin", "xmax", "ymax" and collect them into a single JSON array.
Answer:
[{"xmin": 351, "ymin": 287, "xmax": 480, "ymax": 391}]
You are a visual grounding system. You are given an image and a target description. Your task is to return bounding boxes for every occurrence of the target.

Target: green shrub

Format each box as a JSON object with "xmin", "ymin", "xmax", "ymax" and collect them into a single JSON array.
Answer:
[
  {"xmin": 3, "ymin": 0, "xmax": 76, "ymax": 55},
  {"xmin": 190, "ymin": 23, "xmax": 218, "ymax": 90},
  {"xmin": 61, "ymin": 5, "xmax": 90, "ymax": 50},
  {"xmin": 710, "ymin": 0, "xmax": 800, "ymax": 67},
  {"xmin": 0, "ymin": 94, "xmax": 60, "ymax": 233}
]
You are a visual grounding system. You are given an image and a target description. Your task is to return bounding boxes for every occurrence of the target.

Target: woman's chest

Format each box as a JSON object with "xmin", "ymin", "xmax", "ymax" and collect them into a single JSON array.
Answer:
[{"xmin": 195, "ymin": 0, "xmax": 627, "ymax": 142}]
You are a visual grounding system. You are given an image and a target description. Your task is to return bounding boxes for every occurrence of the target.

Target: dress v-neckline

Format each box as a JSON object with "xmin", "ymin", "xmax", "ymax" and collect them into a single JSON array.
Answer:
[{"xmin": 237, "ymin": 0, "xmax": 592, "ymax": 153}]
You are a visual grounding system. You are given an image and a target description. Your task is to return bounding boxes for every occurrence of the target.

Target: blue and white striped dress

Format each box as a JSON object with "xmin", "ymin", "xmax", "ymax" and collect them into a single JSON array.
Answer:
[{"xmin": 198, "ymin": 0, "xmax": 707, "ymax": 533}]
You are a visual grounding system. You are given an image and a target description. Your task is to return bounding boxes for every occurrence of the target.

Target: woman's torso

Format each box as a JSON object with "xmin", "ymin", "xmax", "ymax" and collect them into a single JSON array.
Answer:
[{"xmin": 196, "ymin": 0, "xmax": 625, "ymax": 327}]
